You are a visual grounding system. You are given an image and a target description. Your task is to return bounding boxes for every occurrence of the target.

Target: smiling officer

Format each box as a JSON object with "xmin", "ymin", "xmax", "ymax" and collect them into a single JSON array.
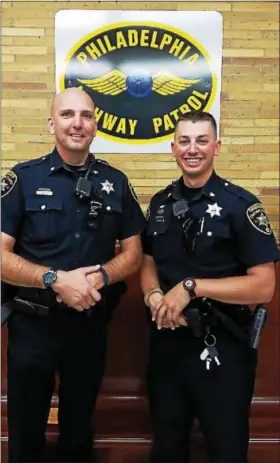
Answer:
[
  {"xmin": 1, "ymin": 87, "xmax": 145, "ymax": 463},
  {"xmin": 140, "ymin": 110, "xmax": 279, "ymax": 463}
]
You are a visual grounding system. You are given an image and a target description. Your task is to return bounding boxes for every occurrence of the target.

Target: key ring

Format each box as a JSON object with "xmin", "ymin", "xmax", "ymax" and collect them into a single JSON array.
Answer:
[{"xmin": 204, "ymin": 333, "xmax": 216, "ymax": 346}]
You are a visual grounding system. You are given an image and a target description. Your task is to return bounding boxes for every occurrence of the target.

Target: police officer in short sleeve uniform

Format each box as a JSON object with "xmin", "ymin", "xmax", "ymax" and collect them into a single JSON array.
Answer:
[
  {"xmin": 1, "ymin": 89, "xmax": 145, "ymax": 463},
  {"xmin": 140, "ymin": 111, "xmax": 279, "ymax": 463}
]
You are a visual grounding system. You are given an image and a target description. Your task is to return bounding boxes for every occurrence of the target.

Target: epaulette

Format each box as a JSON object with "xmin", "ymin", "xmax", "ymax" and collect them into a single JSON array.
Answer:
[
  {"xmin": 16, "ymin": 154, "xmax": 50, "ymax": 170},
  {"xmin": 96, "ymin": 158, "xmax": 110, "ymax": 167},
  {"xmin": 151, "ymin": 181, "xmax": 175, "ymax": 203},
  {"xmin": 95, "ymin": 158, "xmax": 126, "ymax": 179},
  {"xmin": 221, "ymin": 179, "xmax": 257, "ymax": 203}
]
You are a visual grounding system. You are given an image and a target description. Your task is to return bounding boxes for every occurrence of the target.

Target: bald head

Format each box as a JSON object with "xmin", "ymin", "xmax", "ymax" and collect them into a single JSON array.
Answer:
[
  {"xmin": 51, "ymin": 87, "xmax": 95, "ymax": 116},
  {"xmin": 47, "ymin": 87, "xmax": 97, "ymax": 163}
]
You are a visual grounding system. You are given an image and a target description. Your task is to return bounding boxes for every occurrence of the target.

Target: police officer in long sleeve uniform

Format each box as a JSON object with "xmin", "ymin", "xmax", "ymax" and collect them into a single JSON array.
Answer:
[
  {"xmin": 140, "ymin": 110, "xmax": 279, "ymax": 463},
  {"xmin": 1, "ymin": 88, "xmax": 145, "ymax": 463}
]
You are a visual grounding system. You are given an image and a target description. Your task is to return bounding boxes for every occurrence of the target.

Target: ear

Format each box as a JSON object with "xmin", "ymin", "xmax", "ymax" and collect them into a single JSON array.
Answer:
[
  {"xmin": 171, "ymin": 141, "xmax": 176, "ymax": 158},
  {"xmin": 47, "ymin": 117, "xmax": 55, "ymax": 135},
  {"xmin": 214, "ymin": 139, "xmax": 221, "ymax": 157},
  {"xmin": 93, "ymin": 120, "xmax": 97, "ymax": 138}
]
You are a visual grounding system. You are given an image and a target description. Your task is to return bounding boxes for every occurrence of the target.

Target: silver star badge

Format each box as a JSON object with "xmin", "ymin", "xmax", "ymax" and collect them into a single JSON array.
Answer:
[
  {"xmin": 205, "ymin": 202, "xmax": 223, "ymax": 218},
  {"xmin": 100, "ymin": 180, "xmax": 114, "ymax": 195}
]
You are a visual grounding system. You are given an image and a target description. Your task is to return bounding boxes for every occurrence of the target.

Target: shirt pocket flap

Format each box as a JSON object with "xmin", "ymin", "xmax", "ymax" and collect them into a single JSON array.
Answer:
[
  {"xmin": 103, "ymin": 199, "xmax": 122, "ymax": 214},
  {"xmin": 25, "ymin": 197, "xmax": 63, "ymax": 212},
  {"xmin": 197, "ymin": 222, "xmax": 230, "ymax": 246},
  {"xmin": 146, "ymin": 221, "xmax": 169, "ymax": 236},
  {"xmin": 209, "ymin": 222, "xmax": 231, "ymax": 238}
]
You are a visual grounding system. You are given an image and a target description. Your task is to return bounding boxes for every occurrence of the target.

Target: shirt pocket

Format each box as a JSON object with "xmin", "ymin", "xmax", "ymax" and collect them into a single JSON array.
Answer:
[
  {"xmin": 194, "ymin": 222, "xmax": 231, "ymax": 259},
  {"xmin": 146, "ymin": 220, "xmax": 170, "ymax": 261},
  {"xmin": 24, "ymin": 197, "xmax": 66, "ymax": 243},
  {"xmin": 102, "ymin": 198, "xmax": 123, "ymax": 238}
]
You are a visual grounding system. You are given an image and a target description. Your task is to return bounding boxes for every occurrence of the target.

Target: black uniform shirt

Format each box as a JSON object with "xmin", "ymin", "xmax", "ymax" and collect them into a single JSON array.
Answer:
[
  {"xmin": 142, "ymin": 171, "xmax": 279, "ymax": 292},
  {"xmin": 1, "ymin": 149, "xmax": 145, "ymax": 270}
]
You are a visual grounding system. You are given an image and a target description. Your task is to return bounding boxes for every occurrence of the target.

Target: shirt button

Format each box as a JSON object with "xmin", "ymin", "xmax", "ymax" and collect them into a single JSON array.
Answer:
[
  {"xmin": 207, "ymin": 231, "xmax": 212, "ymax": 236},
  {"xmin": 41, "ymin": 205, "xmax": 46, "ymax": 210},
  {"xmin": 106, "ymin": 206, "xmax": 111, "ymax": 211},
  {"xmin": 50, "ymin": 167, "xmax": 55, "ymax": 172},
  {"xmin": 74, "ymin": 233, "xmax": 80, "ymax": 239},
  {"xmin": 153, "ymin": 231, "xmax": 157, "ymax": 236},
  {"xmin": 224, "ymin": 182, "xmax": 229, "ymax": 186},
  {"xmin": 93, "ymin": 170, "xmax": 98, "ymax": 175},
  {"xmin": 209, "ymin": 192, "xmax": 215, "ymax": 196}
]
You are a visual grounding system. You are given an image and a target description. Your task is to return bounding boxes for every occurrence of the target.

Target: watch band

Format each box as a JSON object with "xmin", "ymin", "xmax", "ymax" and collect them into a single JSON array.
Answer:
[{"xmin": 99, "ymin": 267, "xmax": 110, "ymax": 287}]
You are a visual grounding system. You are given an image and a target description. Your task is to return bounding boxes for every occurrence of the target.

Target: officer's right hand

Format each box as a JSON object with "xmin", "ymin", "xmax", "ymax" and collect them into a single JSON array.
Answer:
[
  {"xmin": 52, "ymin": 266, "xmax": 101, "ymax": 311},
  {"xmin": 149, "ymin": 293, "xmax": 186, "ymax": 330},
  {"xmin": 148, "ymin": 292, "xmax": 165, "ymax": 322}
]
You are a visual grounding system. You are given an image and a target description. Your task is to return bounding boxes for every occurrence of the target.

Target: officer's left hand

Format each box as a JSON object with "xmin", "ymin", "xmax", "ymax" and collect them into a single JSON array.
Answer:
[
  {"xmin": 155, "ymin": 282, "xmax": 190, "ymax": 329},
  {"xmin": 86, "ymin": 270, "xmax": 105, "ymax": 291}
]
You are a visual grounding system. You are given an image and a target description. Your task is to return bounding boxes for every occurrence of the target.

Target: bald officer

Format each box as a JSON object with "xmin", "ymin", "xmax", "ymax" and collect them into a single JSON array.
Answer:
[{"xmin": 2, "ymin": 88, "xmax": 145, "ymax": 463}]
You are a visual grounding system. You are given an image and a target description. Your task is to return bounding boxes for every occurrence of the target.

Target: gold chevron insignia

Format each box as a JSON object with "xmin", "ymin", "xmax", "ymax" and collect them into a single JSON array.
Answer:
[
  {"xmin": 152, "ymin": 71, "xmax": 200, "ymax": 96},
  {"xmin": 77, "ymin": 70, "xmax": 127, "ymax": 96}
]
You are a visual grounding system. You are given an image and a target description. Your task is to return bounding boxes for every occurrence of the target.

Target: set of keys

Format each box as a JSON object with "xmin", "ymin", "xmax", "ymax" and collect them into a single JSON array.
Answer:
[{"xmin": 200, "ymin": 333, "xmax": 221, "ymax": 370}]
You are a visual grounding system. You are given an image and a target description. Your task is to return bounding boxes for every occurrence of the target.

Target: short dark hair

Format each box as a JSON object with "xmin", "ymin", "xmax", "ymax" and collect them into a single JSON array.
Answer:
[{"xmin": 174, "ymin": 110, "xmax": 218, "ymax": 138}]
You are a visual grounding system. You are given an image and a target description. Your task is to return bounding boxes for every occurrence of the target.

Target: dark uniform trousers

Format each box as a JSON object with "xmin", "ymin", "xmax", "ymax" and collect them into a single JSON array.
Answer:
[
  {"xmin": 148, "ymin": 324, "xmax": 257, "ymax": 463},
  {"xmin": 7, "ymin": 306, "xmax": 108, "ymax": 463}
]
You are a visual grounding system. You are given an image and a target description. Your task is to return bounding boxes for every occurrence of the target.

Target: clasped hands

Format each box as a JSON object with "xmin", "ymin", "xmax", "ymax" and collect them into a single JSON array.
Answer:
[
  {"xmin": 148, "ymin": 282, "xmax": 190, "ymax": 330},
  {"xmin": 52, "ymin": 265, "xmax": 105, "ymax": 312}
]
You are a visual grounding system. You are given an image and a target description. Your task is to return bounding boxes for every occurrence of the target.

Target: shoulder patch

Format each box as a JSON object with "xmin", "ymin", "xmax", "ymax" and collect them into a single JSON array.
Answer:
[
  {"xmin": 246, "ymin": 203, "xmax": 271, "ymax": 235},
  {"xmin": 1, "ymin": 170, "xmax": 18, "ymax": 198},
  {"xmin": 128, "ymin": 181, "xmax": 140, "ymax": 203}
]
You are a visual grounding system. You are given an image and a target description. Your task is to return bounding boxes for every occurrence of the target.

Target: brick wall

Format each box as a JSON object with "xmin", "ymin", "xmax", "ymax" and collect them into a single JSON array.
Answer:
[{"xmin": 1, "ymin": 1, "xmax": 279, "ymax": 241}]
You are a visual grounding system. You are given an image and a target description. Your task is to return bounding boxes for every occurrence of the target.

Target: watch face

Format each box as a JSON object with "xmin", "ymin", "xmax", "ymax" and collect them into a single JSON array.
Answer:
[
  {"xmin": 44, "ymin": 270, "xmax": 56, "ymax": 287},
  {"xmin": 185, "ymin": 279, "xmax": 194, "ymax": 289},
  {"xmin": 183, "ymin": 279, "xmax": 196, "ymax": 298}
]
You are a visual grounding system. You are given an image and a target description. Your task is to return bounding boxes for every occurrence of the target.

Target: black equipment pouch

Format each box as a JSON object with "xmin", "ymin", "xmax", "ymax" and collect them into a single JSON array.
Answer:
[
  {"xmin": 184, "ymin": 306, "xmax": 203, "ymax": 337},
  {"xmin": 1, "ymin": 282, "xmax": 17, "ymax": 325},
  {"xmin": 1, "ymin": 302, "xmax": 13, "ymax": 326}
]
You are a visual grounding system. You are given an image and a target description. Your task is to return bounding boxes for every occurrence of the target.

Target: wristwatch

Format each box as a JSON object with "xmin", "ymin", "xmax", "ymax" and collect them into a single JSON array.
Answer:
[
  {"xmin": 43, "ymin": 269, "xmax": 57, "ymax": 289},
  {"xmin": 183, "ymin": 278, "xmax": 197, "ymax": 299},
  {"xmin": 99, "ymin": 267, "xmax": 109, "ymax": 287}
]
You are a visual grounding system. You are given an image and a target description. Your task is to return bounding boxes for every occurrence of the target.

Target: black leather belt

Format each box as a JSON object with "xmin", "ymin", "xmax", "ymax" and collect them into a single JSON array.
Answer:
[{"xmin": 13, "ymin": 297, "xmax": 50, "ymax": 316}]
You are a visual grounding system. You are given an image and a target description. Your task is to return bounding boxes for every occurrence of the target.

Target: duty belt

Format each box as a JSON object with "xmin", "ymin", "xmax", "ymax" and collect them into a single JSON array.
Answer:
[
  {"xmin": 183, "ymin": 297, "xmax": 252, "ymax": 342},
  {"xmin": 201, "ymin": 298, "xmax": 250, "ymax": 342},
  {"xmin": 10, "ymin": 297, "xmax": 50, "ymax": 316}
]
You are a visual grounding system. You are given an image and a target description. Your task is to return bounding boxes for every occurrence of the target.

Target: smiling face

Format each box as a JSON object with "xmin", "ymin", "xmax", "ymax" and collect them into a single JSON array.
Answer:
[
  {"xmin": 171, "ymin": 119, "xmax": 221, "ymax": 187},
  {"xmin": 47, "ymin": 88, "xmax": 97, "ymax": 164}
]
